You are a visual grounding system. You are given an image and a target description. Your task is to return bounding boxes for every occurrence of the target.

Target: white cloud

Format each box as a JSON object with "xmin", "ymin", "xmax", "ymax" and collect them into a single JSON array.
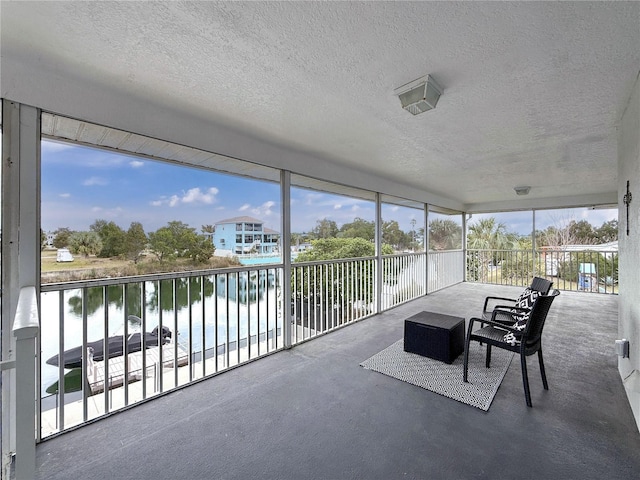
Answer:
[
  {"xmin": 182, "ymin": 187, "xmax": 219, "ymax": 204},
  {"xmin": 251, "ymin": 200, "xmax": 276, "ymax": 217},
  {"xmin": 130, "ymin": 160, "xmax": 144, "ymax": 168},
  {"xmin": 151, "ymin": 187, "xmax": 220, "ymax": 208},
  {"xmin": 88, "ymin": 206, "xmax": 124, "ymax": 220},
  {"xmin": 59, "ymin": 193, "xmax": 71, "ymax": 198},
  {"xmin": 334, "ymin": 204, "xmax": 342, "ymax": 210},
  {"xmin": 83, "ymin": 176, "xmax": 108, "ymax": 186},
  {"xmin": 239, "ymin": 204, "xmax": 251, "ymax": 211}
]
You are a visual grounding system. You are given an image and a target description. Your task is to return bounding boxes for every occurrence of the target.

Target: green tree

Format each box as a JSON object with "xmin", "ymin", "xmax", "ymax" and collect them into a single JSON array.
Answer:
[
  {"xmin": 52, "ymin": 227, "xmax": 74, "ymax": 248},
  {"xmin": 467, "ymin": 218, "xmax": 518, "ymax": 282},
  {"xmin": 295, "ymin": 237, "xmax": 392, "ymax": 262},
  {"xmin": 339, "ymin": 218, "xmax": 375, "ymax": 241},
  {"xmin": 293, "ymin": 238, "xmax": 393, "ymax": 320},
  {"xmin": 91, "ymin": 219, "xmax": 126, "ymax": 257},
  {"xmin": 187, "ymin": 234, "xmax": 215, "ymax": 264},
  {"xmin": 68, "ymin": 231, "xmax": 102, "ymax": 257},
  {"xmin": 467, "ymin": 218, "xmax": 517, "ymax": 250},
  {"xmin": 125, "ymin": 222, "xmax": 148, "ymax": 263},
  {"xmin": 149, "ymin": 221, "xmax": 214, "ymax": 264},
  {"xmin": 568, "ymin": 220, "xmax": 596, "ymax": 245},
  {"xmin": 428, "ymin": 219, "xmax": 462, "ymax": 250},
  {"xmin": 595, "ymin": 219, "xmax": 618, "ymax": 243},
  {"xmin": 41, "ymin": 229, "xmax": 47, "ymax": 251},
  {"xmin": 310, "ymin": 218, "xmax": 339, "ymax": 239},
  {"xmin": 382, "ymin": 220, "xmax": 409, "ymax": 250}
]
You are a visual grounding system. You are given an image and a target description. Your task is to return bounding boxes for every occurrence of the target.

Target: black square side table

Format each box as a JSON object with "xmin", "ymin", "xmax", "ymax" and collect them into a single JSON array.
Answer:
[{"xmin": 404, "ymin": 311, "xmax": 465, "ymax": 364}]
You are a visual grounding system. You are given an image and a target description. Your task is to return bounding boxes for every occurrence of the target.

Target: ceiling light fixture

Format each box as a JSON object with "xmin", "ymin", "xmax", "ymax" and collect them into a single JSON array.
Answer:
[
  {"xmin": 394, "ymin": 75, "xmax": 442, "ymax": 115},
  {"xmin": 514, "ymin": 186, "xmax": 531, "ymax": 196}
]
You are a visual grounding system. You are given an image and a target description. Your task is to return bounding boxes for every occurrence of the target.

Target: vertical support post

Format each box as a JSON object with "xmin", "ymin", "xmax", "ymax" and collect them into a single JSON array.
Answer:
[
  {"xmin": 424, "ymin": 204, "xmax": 430, "ymax": 293},
  {"xmin": 375, "ymin": 193, "xmax": 382, "ymax": 314},
  {"xmin": 462, "ymin": 210, "xmax": 468, "ymax": 283},
  {"xmin": 281, "ymin": 170, "xmax": 292, "ymax": 349},
  {"xmin": 532, "ymin": 210, "xmax": 537, "ymax": 277},
  {"xmin": 1, "ymin": 100, "xmax": 41, "ymax": 479},
  {"xmin": 13, "ymin": 288, "xmax": 39, "ymax": 480}
]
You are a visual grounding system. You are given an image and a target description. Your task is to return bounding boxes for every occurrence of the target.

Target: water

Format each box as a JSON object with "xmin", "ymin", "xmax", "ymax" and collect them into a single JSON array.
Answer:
[
  {"xmin": 237, "ymin": 254, "xmax": 283, "ymax": 265},
  {"xmin": 40, "ymin": 273, "xmax": 282, "ymax": 397}
]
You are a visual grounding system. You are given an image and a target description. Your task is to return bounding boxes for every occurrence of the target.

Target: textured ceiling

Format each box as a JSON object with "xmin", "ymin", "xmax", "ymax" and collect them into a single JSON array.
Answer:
[{"xmin": 1, "ymin": 1, "xmax": 639, "ymax": 212}]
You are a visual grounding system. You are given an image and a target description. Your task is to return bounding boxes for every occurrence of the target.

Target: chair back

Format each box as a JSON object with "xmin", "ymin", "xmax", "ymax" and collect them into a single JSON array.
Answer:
[
  {"xmin": 522, "ymin": 289, "xmax": 560, "ymax": 349},
  {"xmin": 530, "ymin": 276, "xmax": 553, "ymax": 295}
]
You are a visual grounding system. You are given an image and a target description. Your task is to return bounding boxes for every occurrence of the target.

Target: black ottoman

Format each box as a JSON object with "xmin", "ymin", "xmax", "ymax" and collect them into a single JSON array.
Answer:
[{"xmin": 404, "ymin": 311, "xmax": 465, "ymax": 364}]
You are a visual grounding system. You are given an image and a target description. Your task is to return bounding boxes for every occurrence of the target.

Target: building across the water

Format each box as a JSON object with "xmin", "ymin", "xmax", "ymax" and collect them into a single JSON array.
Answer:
[{"xmin": 212, "ymin": 216, "xmax": 280, "ymax": 255}]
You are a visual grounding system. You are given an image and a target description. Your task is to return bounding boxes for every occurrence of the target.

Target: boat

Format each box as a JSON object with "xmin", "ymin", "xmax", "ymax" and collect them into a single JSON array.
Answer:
[{"xmin": 46, "ymin": 319, "xmax": 172, "ymax": 369}]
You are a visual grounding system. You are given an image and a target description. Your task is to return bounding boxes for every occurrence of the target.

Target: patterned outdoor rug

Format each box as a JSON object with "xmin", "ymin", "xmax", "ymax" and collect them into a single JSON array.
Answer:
[{"xmin": 360, "ymin": 340, "xmax": 514, "ymax": 411}]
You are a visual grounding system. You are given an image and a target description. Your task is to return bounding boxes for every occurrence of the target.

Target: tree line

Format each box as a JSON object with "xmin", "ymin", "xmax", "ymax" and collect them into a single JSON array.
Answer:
[
  {"xmin": 46, "ymin": 219, "xmax": 215, "ymax": 264},
  {"xmin": 45, "ymin": 215, "xmax": 617, "ymax": 263},
  {"xmin": 294, "ymin": 217, "xmax": 430, "ymax": 252}
]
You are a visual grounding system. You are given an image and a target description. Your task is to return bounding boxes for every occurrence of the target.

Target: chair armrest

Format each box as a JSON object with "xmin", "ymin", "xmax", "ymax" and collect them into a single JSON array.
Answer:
[
  {"xmin": 490, "ymin": 306, "xmax": 529, "ymax": 325},
  {"xmin": 483, "ymin": 296, "xmax": 517, "ymax": 313},
  {"xmin": 469, "ymin": 315, "xmax": 520, "ymax": 334}
]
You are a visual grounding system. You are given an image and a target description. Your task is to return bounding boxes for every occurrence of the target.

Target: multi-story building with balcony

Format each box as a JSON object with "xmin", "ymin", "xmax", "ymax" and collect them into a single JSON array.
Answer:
[{"xmin": 213, "ymin": 216, "xmax": 279, "ymax": 255}]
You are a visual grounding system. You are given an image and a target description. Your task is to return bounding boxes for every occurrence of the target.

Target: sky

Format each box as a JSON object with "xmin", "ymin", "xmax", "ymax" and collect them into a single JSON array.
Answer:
[{"xmin": 41, "ymin": 140, "xmax": 618, "ymax": 238}]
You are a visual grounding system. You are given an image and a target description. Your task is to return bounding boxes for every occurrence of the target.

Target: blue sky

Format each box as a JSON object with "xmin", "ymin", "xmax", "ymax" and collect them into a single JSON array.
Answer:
[{"xmin": 41, "ymin": 140, "xmax": 617, "ymax": 237}]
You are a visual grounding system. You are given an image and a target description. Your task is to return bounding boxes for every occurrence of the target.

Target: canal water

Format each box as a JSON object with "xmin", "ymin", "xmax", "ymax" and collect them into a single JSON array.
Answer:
[{"xmin": 40, "ymin": 271, "xmax": 282, "ymax": 397}]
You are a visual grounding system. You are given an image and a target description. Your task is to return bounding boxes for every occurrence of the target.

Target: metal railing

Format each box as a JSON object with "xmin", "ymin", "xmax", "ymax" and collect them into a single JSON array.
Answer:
[
  {"xmin": 428, "ymin": 250, "xmax": 465, "ymax": 293},
  {"xmin": 38, "ymin": 251, "xmax": 455, "ymax": 438},
  {"xmin": 291, "ymin": 257, "xmax": 376, "ymax": 344},
  {"xmin": 39, "ymin": 266, "xmax": 283, "ymax": 438},
  {"xmin": 381, "ymin": 252, "xmax": 426, "ymax": 310},
  {"xmin": 466, "ymin": 249, "xmax": 618, "ymax": 294}
]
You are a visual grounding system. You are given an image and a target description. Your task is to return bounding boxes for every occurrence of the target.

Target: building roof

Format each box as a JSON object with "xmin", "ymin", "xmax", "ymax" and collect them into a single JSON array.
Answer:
[
  {"xmin": 215, "ymin": 216, "xmax": 280, "ymax": 235},
  {"xmin": 215, "ymin": 216, "xmax": 265, "ymax": 225}
]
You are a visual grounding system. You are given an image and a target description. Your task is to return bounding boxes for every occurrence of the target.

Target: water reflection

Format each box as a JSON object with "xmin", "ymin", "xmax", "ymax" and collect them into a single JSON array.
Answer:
[{"xmin": 41, "ymin": 270, "xmax": 281, "ymax": 398}]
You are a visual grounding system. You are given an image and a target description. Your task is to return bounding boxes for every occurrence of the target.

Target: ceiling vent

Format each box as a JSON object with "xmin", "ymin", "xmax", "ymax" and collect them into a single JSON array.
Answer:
[{"xmin": 394, "ymin": 75, "xmax": 443, "ymax": 115}]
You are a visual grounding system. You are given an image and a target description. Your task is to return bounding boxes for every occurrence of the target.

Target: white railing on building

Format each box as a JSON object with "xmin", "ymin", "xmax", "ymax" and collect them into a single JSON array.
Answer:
[
  {"xmin": 381, "ymin": 253, "xmax": 427, "ymax": 310},
  {"xmin": 291, "ymin": 257, "xmax": 376, "ymax": 344},
  {"xmin": 428, "ymin": 250, "xmax": 465, "ymax": 293}
]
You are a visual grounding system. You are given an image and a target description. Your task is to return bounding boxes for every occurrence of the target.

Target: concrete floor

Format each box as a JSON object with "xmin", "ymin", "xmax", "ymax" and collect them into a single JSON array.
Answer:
[{"xmin": 33, "ymin": 283, "xmax": 640, "ymax": 480}]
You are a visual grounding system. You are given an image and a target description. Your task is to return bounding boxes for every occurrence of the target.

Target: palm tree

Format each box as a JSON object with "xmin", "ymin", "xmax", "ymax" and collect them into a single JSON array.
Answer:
[
  {"xmin": 467, "ymin": 218, "xmax": 517, "ymax": 249},
  {"xmin": 68, "ymin": 231, "xmax": 102, "ymax": 258},
  {"xmin": 467, "ymin": 218, "xmax": 518, "ymax": 282},
  {"xmin": 428, "ymin": 219, "xmax": 462, "ymax": 250}
]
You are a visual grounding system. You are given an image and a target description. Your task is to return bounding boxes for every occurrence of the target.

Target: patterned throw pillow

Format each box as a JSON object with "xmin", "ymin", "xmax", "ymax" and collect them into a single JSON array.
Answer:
[{"xmin": 504, "ymin": 287, "xmax": 539, "ymax": 345}]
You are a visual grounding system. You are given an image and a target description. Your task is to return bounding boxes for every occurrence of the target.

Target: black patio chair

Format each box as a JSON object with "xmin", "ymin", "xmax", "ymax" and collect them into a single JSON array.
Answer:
[
  {"xmin": 463, "ymin": 289, "xmax": 560, "ymax": 407},
  {"xmin": 481, "ymin": 276, "xmax": 553, "ymax": 324}
]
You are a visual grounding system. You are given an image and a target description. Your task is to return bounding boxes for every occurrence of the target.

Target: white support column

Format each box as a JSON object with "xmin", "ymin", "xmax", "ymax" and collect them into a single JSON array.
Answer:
[
  {"xmin": 281, "ymin": 170, "xmax": 292, "ymax": 348},
  {"xmin": 13, "ymin": 288, "xmax": 39, "ymax": 480},
  {"xmin": 424, "ymin": 204, "xmax": 429, "ymax": 293},
  {"xmin": 375, "ymin": 193, "xmax": 382, "ymax": 313},
  {"xmin": 462, "ymin": 211, "xmax": 468, "ymax": 282},
  {"xmin": 1, "ymin": 100, "xmax": 41, "ymax": 478}
]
